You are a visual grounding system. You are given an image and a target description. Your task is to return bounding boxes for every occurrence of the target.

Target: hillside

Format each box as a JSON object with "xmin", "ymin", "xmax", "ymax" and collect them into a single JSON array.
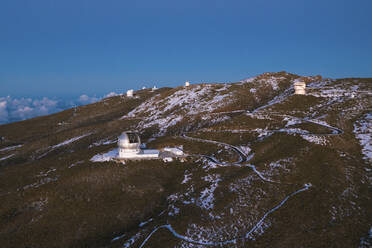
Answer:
[{"xmin": 0, "ymin": 72, "xmax": 371, "ymax": 248}]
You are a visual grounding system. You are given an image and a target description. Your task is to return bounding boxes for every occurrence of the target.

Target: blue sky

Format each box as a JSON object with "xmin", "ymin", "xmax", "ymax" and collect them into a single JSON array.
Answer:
[{"xmin": 1, "ymin": 0, "xmax": 371, "ymax": 97}]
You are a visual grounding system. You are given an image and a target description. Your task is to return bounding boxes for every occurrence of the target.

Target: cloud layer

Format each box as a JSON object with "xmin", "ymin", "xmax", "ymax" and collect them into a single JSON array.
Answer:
[{"xmin": 0, "ymin": 92, "xmax": 120, "ymax": 124}]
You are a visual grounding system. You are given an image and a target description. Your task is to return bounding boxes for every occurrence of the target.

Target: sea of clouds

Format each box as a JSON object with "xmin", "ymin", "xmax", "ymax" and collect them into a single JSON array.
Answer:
[{"xmin": 0, "ymin": 92, "xmax": 119, "ymax": 124}]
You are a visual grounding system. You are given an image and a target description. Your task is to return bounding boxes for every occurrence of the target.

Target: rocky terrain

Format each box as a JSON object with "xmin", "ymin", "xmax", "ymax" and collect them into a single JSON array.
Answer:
[{"xmin": 0, "ymin": 71, "xmax": 371, "ymax": 248}]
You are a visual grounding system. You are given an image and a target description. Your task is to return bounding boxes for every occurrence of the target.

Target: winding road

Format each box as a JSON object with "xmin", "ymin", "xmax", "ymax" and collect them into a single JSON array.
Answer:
[{"xmin": 129, "ymin": 107, "xmax": 344, "ymax": 247}]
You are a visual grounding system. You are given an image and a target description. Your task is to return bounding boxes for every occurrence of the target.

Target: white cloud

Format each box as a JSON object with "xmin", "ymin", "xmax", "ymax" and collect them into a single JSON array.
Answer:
[
  {"xmin": 104, "ymin": 92, "xmax": 118, "ymax": 98},
  {"xmin": 78, "ymin": 94, "xmax": 99, "ymax": 104},
  {"xmin": 0, "ymin": 101, "xmax": 8, "ymax": 123},
  {"xmin": 0, "ymin": 96, "xmax": 67, "ymax": 124},
  {"xmin": 7, "ymin": 97, "xmax": 62, "ymax": 122},
  {"xmin": 33, "ymin": 97, "xmax": 58, "ymax": 108},
  {"xmin": 0, "ymin": 90, "xmax": 126, "ymax": 124}
]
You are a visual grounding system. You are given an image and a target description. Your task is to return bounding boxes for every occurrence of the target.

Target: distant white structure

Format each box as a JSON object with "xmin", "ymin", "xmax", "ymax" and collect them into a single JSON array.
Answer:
[
  {"xmin": 142, "ymin": 86, "xmax": 146, "ymax": 90},
  {"xmin": 185, "ymin": 81, "xmax": 190, "ymax": 87},
  {"xmin": 294, "ymin": 82, "xmax": 306, "ymax": 95},
  {"xmin": 127, "ymin": 89, "xmax": 134, "ymax": 97},
  {"xmin": 151, "ymin": 86, "xmax": 157, "ymax": 91},
  {"xmin": 117, "ymin": 131, "xmax": 159, "ymax": 159}
]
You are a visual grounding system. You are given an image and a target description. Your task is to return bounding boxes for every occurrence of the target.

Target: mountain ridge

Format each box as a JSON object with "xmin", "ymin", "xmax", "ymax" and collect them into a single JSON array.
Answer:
[{"xmin": 0, "ymin": 72, "xmax": 371, "ymax": 248}]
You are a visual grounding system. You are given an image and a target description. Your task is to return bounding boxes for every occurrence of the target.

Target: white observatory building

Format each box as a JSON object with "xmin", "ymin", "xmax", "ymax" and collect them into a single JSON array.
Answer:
[
  {"xmin": 117, "ymin": 131, "xmax": 159, "ymax": 159},
  {"xmin": 127, "ymin": 89, "xmax": 134, "ymax": 97},
  {"xmin": 118, "ymin": 131, "xmax": 141, "ymax": 158},
  {"xmin": 294, "ymin": 81, "xmax": 306, "ymax": 95},
  {"xmin": 185, "ymin": 81, "xmax": 190, "ymax": 87}
]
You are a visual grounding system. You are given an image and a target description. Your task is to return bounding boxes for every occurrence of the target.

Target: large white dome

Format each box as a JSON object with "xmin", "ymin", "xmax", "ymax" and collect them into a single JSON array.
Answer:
[{"xmin": 118, "ymin": 131, "xmax": 141, "ymax": 157}]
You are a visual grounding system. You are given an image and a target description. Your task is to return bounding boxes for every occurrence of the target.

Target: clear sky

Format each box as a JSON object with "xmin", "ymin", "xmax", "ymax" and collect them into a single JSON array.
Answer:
[{"xmin": 1, "ymin": 0, "xmax": 371, "ymax": 97}]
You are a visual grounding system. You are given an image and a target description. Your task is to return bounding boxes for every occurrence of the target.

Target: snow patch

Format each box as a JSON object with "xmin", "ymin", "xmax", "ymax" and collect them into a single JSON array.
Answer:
[
  {"xmin": 197, "ymin": 174, "xmax": 221, "ymax": 210},
  {"xmin": 0, "ymin": 154, "xmax": 15, "ymax": 161},
  {"xmin": 240, "ymin": 76, "xmax": 257, "ymax": 83},
  {"xmin": 68, "ymin": 160, "xmax": 84, "ymax": 168},
  {"xmin": 111, "ymin": 233, "xmax": 125, "ymax": 242},
  {"xmin": 139, "ymin": 218, "xmax": 153, "ymax": 227},
  {"xmin": 239, "ymin": 145, "xmax": 251, "ymax": 156},
  {"xmin": 123, "ymin": 232, "xmax": 142, "ymax": 248},
  {"xmin": 284, "ymin": 116, "xmax": 301, "ymax": 127},
  {"xmin": 168, "ymin": 205, "xmax": 180, "ymax": 216},
  {"xmin": 0, "ymin": 144, "xmax": 22, "ymax": 152},
  {"xmin": 52, "ymin": 133, "xmax": 92, "ymax": 149},
  {"xmin": 124, "ymin": 85, "xmax": 233, "ymax": 134},
  {"xmin": 354, "ymin": 113, "xmax": 372, "ymax": 162},
  {"xmin": 89, "ymin": 138, "xmax": 116, "ymax": 148},
  {"xmin": 301, "ymin": 134, "xmax": 328, "ymax": 145},
  {"xmin": 90, "ymin": 149, "xmax": 118, "ymax": 162},
  {"xmin": 22, "ymin": 177, "xmax": 58, "ymax": 190},
  {"xmin": 258, "ymin": 76, "xmax": 286, "ymax": 91},
  {"xmin": 181, "ymin": 172, "xmax": 192, "ymax": 184}
]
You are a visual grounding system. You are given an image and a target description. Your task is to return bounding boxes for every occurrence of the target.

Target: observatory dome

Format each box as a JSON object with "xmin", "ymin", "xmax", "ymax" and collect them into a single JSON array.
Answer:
[{"xmin": 118, "ymin": 131, "xmax": 141, "ymax": 156}]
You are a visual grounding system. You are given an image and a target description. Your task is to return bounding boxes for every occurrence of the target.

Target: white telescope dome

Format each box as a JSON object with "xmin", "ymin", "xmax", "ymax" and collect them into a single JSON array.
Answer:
[{"xmin": 118, "ymin": 131, "xmax": 141, "ymax": 157}]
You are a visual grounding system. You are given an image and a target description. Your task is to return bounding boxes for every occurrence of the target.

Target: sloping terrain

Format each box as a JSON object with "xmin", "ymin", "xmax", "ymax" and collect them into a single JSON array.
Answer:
[{"xmin": 0, "ymin": 72, "xmax": 371, "ymax": 248}]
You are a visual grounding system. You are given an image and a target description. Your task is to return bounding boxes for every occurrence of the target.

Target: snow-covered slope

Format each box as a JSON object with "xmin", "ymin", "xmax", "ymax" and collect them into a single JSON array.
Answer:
[
  {"xmin": 122, "ymin": 84, "xmax": 233, "ymax": 134},
  {"xmin": 122, "ymin": 72, "xmax": 307, "ymax": 136}
]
